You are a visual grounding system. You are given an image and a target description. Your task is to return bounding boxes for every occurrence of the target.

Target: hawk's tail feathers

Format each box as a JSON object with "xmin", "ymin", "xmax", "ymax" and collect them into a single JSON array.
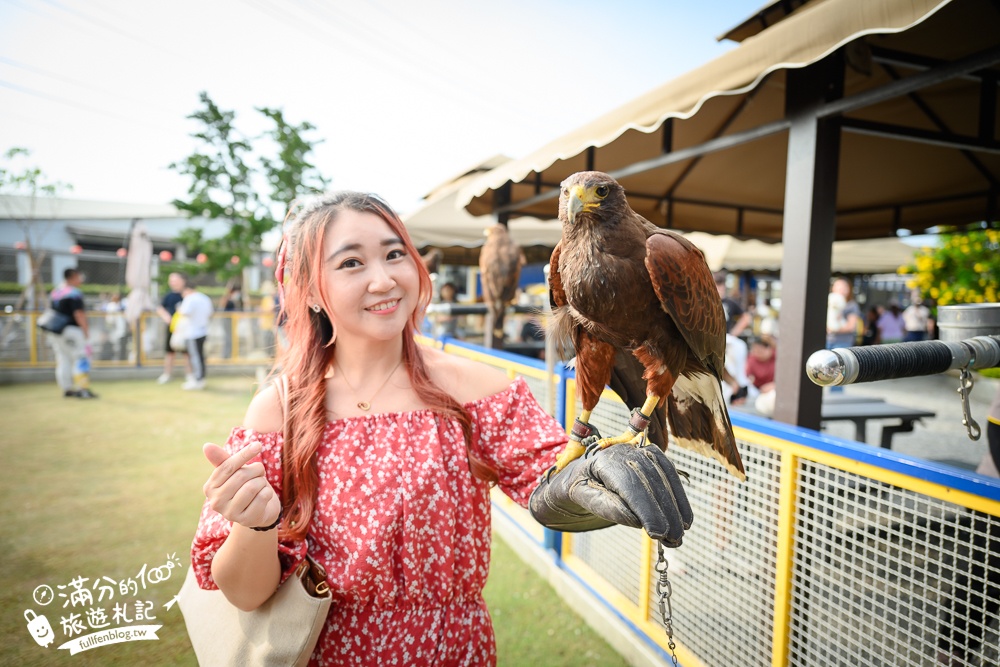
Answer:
[{"xmin": 666, "ymin": 372, "xmax": 746, "ymax": 481}]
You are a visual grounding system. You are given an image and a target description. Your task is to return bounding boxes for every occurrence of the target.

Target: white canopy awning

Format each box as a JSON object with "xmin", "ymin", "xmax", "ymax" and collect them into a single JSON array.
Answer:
[{"xmin": 687, "ymin": 232, "xmax": 918, "ymax": 274}]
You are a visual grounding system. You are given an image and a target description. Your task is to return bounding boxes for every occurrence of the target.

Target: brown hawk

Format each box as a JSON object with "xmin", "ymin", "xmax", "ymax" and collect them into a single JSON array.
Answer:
[{"xmin": 549, "ymin": 171, "xmax": 745, "ymax": 481}]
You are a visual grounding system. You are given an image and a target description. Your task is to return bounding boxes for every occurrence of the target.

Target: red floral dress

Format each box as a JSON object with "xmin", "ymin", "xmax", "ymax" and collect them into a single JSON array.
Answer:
[{"xmin": 191, "ymin": 377, "xmax": 567, "ymax": 666}]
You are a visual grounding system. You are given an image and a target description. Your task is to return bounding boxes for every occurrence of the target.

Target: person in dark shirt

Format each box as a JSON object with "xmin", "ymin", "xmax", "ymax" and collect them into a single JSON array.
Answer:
[
  {"xmin": 861, "ymin": 306, "xmax": 880, "ymax": 345},
  {"xmin": 714, "ymin": 271, "xmax": 751, "ymax": 338},
  {"xmin": 518, "ymin": 316, "xmax": 546, "ymax": 360},
  {"xmin": 47, "ymin": 268, "xmax": 96, "ymax": 398},
  {"xmin": 156, "ymin": 272, "xmax": 191, "ymax": 384}
]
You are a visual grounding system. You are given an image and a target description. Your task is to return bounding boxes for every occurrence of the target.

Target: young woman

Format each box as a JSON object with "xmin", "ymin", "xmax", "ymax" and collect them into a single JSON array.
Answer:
[{"xmin": 191, "ymin": 191, "xmax": 691, "ymax": 666}]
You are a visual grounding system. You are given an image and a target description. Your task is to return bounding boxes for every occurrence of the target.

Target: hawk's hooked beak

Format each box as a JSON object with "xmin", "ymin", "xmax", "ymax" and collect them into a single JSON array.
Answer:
[{"xmin": 567, "ymin": 184, "xmax": 591, "ymax": 224}]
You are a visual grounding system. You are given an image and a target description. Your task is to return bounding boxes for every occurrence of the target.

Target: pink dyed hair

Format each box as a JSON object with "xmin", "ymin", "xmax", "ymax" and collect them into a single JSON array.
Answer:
[{"xmin": 271, "ymin": 191, "xmax": 496, "ymax": 541}]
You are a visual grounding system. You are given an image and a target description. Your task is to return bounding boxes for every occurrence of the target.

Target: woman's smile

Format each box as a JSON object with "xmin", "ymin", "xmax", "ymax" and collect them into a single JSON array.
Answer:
[{"xmin": 366, "ymin": 299, "xmax": 400, "ymax": 314}]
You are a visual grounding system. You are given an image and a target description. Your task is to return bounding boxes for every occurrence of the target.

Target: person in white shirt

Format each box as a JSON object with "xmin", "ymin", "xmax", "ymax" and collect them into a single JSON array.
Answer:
[
  {"xmin": 902, "ymin": 290, "xmax": 932, "ymax": 342},
  {"xmin": 178, "ymin": 284, "xmax": 214, "ymax": 390},
  {"xmin": 722, "ymin": 333, "xmax": 757, "ymax": 406}
]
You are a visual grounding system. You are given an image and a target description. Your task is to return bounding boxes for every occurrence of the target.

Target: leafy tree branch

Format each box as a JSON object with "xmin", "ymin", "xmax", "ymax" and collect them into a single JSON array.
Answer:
[{"xmin": 168, "ymin": 92, "xmax": 329, "ymax": 285}]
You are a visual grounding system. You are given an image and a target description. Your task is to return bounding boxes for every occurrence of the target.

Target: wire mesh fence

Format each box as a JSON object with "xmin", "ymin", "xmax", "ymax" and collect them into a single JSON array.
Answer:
[
  {"xmin": 554, "ymin": 379, "xmax": 1000, "ymax": 667},
  {"xmin": 789, "ymin": 460, "xmax": 1000, "ymax": 667}
]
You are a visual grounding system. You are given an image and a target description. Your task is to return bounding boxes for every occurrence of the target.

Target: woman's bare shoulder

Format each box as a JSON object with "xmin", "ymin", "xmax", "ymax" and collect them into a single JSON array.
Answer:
[
  {"xmin": 243, "ymin": 380, "xmax": 284, "ymax": 433},
  {"xmin": 422, "ymin": 347, "xmax": 512, "ymax": 404}
]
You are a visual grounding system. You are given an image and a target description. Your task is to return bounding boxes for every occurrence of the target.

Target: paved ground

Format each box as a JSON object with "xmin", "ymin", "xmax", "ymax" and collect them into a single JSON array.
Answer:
[{"xmin": 818, "ymin": 371, "xmax": 1000, "ymax": 473}]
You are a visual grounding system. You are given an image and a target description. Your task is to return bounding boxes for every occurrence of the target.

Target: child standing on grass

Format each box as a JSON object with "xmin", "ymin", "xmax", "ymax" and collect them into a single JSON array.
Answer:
[{"xmin": 189, "ymin": 191, "xmax": 693, "ymax": 666}]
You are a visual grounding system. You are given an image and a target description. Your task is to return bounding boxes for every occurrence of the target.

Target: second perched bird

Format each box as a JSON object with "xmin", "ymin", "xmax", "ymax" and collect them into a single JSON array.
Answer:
[
  {"xmin": 479, "ymin": 223, "xmax": 524, "ymax": 348},
  {"xmin": 548, "ymin": 171, "xmax": 745, "ymax": 481}
]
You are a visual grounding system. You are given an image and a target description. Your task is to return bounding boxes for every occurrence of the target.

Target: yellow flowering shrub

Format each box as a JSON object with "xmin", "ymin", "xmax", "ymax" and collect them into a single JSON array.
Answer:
[{"xmin": 900, "ymin": 230, "xmax": 1000, "ymax": 305}]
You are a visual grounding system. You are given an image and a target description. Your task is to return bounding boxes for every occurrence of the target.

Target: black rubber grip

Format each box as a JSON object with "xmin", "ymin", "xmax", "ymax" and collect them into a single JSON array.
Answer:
[{"xmin": 845, "ymin": 340, "xmax": 955, "ymax": 383}]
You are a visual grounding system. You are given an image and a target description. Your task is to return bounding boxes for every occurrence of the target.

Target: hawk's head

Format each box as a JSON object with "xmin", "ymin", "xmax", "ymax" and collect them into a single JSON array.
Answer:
[{"xmin": 558, "ymin": 171, "xmax": 626, "ymax": 226}]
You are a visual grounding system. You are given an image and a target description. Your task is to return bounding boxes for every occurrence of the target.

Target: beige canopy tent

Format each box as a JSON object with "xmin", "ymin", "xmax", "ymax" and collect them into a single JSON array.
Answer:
[
  {"xmin": 409, "ymin": 158, "xmax": 917, "ymax": 272},
  {"xmin": 456, "ymin": 0, "xmax": 1000, "ymax": 429},
  {"xmin": 459, "ymin": 0, "xmax": 998, "ymax": 241},
  {"xmin": 403, "ymin": 156, "xmax": 562, "ymax": 265},
  {"xmin": 688, "ymin": 233, "xmax": 917, "ymax": 273}
]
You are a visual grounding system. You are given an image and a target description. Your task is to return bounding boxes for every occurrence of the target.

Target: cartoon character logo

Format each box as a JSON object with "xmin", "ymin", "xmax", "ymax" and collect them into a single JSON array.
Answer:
[{"xmin": 24, "ymin": 609, "xmax": 55, "ymax": 648}]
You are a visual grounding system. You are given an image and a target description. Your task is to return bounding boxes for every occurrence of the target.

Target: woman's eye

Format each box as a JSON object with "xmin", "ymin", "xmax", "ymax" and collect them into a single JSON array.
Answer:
[
  {"xmin": 339, "ymin": 258, "xmax": 361, "ymax": 269},
  {"xmin": 387, "ymin": 249, "xmax": 406, "ymax": 260}
]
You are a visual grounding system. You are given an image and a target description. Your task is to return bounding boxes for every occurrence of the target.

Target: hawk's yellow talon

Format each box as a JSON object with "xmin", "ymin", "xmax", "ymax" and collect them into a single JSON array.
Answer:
[
  {"xmin": 593, "ymin": 429, "xmax": 647, "ymax": 450},
  {"xmin": 552, "ymin": 440, "xmax": 587, "ymax": 473}
]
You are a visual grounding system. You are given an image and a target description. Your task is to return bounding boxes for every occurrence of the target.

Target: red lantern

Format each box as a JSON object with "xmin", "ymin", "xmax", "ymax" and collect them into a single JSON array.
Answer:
[
  {"xmin": 69, "ymin": 244, "xmax": 83, "ymax": 255},
  {"xmin": 159, "ymin": 250, "xmax": 173, "ymax": 262},
  {"xmin": 262, "ymin": 256, "xmax": 274, "ymax": 268},
  {"xmin": 13, "ymin": 241, "xmax": 26, "ymax": 250},
  {"xmin": 230, "ymin": 255, "xmax": 240, "ymax": 265},
  {"xmin": 116, "ymin": 248, "xmax": 127, "ymax": 258},
  {"xmin": 196, "ymin": 253, "xmax": 208, "ymax": 264}
]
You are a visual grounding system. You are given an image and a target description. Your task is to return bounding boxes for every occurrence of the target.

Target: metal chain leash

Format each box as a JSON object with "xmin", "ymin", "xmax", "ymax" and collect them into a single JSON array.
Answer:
[{"xmin": 655, "ymin": 541, "xmax": 679, "ymax": 666}]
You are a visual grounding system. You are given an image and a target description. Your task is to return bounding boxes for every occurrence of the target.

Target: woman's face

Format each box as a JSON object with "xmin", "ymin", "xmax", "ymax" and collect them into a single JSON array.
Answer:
[{"xmin": 318, "ymin": 209, "xmax": 419, "ymax": 343}]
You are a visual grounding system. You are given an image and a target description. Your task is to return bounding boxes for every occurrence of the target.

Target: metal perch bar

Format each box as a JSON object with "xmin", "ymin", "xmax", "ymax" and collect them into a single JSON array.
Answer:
[
  {"xmin": 806, "ymin": 335, "xmax": 1000, "ymax": 386},
  {"xmin": 425, "ymin": 303, "xmax": 539, "ymax": 316}
]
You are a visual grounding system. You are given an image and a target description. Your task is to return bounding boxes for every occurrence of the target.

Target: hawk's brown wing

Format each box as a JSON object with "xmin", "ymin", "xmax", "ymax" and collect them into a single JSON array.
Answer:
[{"xmin": 644, "ymin": 230, "xmax": 726, "ymax": 373}]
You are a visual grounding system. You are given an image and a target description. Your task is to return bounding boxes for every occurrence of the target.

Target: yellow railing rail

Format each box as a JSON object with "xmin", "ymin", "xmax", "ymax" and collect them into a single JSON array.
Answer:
[{"xmin": 0, "ymin": 311, "xmax": 278, "ymax": 369}]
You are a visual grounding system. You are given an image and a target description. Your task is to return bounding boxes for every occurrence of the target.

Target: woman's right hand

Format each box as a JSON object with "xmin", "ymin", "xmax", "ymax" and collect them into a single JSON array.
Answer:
[{"xmin": 202, "ymin": 442, "xmax": 281, "ymax": 530}]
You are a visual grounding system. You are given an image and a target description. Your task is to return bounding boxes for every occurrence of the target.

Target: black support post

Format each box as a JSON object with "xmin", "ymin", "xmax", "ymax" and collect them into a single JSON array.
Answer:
[{"xmin": 773, "ymin": 57, "xmax": 843, "ymax": 430}]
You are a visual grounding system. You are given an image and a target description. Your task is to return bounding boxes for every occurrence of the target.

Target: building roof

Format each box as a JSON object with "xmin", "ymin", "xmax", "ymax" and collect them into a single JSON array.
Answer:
[{"xmin": 0, "ymin": 195, "xmax": 181, "ymax": 221}]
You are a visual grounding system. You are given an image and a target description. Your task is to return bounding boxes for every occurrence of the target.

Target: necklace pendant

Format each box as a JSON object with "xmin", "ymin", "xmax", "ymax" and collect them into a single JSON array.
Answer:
[{"xmin": 357, "ymin": 401, "xmax": 371, "ymax": 411}]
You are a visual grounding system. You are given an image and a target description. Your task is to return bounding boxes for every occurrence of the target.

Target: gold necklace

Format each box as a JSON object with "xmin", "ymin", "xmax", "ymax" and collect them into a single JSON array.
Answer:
[{"xmin": 334, "ymin": 358, "xmax": 403, "ymax": 411}]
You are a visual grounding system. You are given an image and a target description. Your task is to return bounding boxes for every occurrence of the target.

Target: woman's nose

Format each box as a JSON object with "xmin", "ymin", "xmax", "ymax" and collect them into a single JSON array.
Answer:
[{"xmin": 368, "ymin": 262, "xmax": 397, "ymax": 292}]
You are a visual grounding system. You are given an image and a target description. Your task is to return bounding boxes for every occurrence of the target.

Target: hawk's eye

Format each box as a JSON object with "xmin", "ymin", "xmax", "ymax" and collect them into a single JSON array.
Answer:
[
  {"xmin": 561, "ymin": 187, "xmax": 568, "ymax": 197},
  {"xmin": 595, "ymin": 185, "xmax": 610, "ymax": 199}
]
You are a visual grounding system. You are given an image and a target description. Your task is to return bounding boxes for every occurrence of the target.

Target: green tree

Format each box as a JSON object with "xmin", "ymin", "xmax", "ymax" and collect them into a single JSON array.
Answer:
[
  {"xmin": 900, "ymin": 229, "xmax": 1000, "ymax": 305},
  {"xmin": 169, "ymin": 92, "xmax": 329, "ymax": 289},
  {"xmin": 0, "ymin": 147, "xmax": 73, "ymax": 309}
]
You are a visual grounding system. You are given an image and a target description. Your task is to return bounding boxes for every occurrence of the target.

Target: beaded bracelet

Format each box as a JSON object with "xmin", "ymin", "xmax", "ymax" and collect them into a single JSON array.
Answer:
[{"xmin": 250, "ymin": 509, "xmax": 283, "ymax": 532}]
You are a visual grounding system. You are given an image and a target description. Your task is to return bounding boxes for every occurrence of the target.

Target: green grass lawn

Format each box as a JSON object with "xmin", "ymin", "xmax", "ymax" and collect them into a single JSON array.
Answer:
[{"xmin": 1, "ymin": 375, "xmax": 626, "ymax": 666}]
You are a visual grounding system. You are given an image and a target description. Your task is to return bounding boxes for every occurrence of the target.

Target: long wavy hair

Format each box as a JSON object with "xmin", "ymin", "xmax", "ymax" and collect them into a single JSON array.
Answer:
[{"xmin": 271, "ymin": 191, "xmax": 497, "ymax": 541}]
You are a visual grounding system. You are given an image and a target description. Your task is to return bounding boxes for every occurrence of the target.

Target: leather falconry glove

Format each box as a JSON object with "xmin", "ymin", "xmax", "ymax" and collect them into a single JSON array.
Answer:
[{"xmin": 529, "ymin": 433, "xmax": 694, "ymax": 547}]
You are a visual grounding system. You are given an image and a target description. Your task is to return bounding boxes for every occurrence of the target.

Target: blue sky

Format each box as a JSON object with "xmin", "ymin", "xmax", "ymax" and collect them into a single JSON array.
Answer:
[{"xmin": 1, "ymin": 0, "xmax": 765, "ymax": 214}]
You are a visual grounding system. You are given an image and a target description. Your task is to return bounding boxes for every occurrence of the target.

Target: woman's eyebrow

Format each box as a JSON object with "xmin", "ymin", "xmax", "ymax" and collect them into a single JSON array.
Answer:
[{"xmin": 328, "ymin": 237, "xmax": 404, "ymax": 260}]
